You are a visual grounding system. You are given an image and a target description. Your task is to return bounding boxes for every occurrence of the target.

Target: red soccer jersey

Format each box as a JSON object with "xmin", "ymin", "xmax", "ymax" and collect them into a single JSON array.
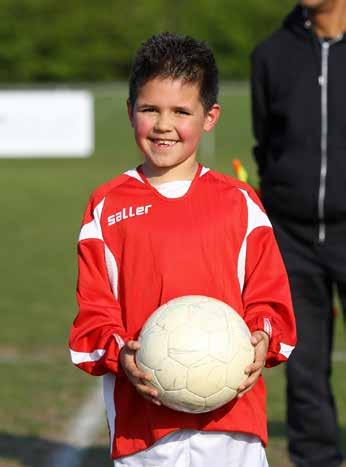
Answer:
[{"xmin": 69, "ymin": 164, "xmax": 296, "ymax": 459}]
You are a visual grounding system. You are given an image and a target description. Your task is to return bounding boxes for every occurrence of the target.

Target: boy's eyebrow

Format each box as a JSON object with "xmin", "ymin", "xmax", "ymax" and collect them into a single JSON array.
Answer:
[
  {"xmin": 136, "ymin": 103, "xmax": 193, "ymax": 112},
  {"xmin": 136, "ymin": 103, "xmax": 157, "ymax": 109},
  {"xmin": 174, "ymin": 106, "xmax": 192, "ymax": 113}
]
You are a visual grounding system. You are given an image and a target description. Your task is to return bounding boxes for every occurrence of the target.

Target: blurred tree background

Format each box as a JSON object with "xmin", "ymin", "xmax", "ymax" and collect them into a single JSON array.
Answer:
[{"xmin": 0, "ymin": 0, "xmax": 295, "ymax": 82}]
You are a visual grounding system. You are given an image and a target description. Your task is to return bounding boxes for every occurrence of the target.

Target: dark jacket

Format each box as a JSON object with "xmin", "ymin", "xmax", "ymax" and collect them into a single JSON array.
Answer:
[{"xmin": 251, "ymin": 5, "xmax": 346, "ymax": 242}]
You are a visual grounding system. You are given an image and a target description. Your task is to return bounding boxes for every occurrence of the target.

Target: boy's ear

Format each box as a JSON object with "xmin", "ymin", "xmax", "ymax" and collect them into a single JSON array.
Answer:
[
  {"xmin": 127, "ymin": 99, "xmax": 134, "ymax": 127},
  {"xmin": 203, "ymin": 104, "xmax": 221, "ymax": 132}
]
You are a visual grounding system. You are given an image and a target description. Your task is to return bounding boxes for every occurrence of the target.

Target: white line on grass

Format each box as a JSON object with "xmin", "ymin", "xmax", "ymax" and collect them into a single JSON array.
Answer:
[
  {"xmin": 333, "ymin": 351, "xmax": 346, "ymax": 362},
  {"xmin": 48, "ymin": 379, "xmax": 106, "ymax": 467}
]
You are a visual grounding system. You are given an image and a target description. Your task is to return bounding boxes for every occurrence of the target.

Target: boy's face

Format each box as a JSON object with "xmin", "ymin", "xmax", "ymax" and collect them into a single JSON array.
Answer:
[{"xmin": 128, "ymin": 77, "xmax": 220, "ymax": 177}]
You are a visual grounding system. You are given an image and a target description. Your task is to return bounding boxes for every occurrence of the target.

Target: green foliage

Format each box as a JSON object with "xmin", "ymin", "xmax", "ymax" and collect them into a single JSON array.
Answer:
[{"xmin": 0, "ymin": 0, "xmax": 295, "ymax": 82}]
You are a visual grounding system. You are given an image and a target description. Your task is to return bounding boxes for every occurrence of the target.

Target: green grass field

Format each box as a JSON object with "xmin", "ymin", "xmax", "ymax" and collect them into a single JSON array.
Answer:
[{"xmin": 1, "ymin": 83, "xmax": 345, "ymax": 467}]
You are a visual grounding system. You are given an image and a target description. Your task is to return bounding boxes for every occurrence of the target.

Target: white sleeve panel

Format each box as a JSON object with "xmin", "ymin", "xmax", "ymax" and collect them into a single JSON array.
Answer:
[
  {"xmin": 78, "ymin": 197, "xmax": 120, "ymax": 302},
  {"xmin": 79, "ymin": 198, "xmax": 105, "ymax": 241},
  {"xmin": 279, "ymin": 342, "xmax": 295, "ymax": 359},
  {"xmin": 240, "ymin": 189, "xmax": 272, "ymax": 234},
  {"xmin": 237, "ymin": 189, "xmax": 272, "ymax": 293},
  {"xmin": 70, "ymin": 348, "xmax": 106, "ymax": 364},
  {"xmin": 104, "ymin": 244, "xmax": 119, "ymax": 300}
]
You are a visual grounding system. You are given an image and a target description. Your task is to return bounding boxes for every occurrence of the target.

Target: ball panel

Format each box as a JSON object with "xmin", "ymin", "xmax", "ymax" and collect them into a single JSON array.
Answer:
[
  {"xmin": 161, "ymin": 388, "xmax": 206, "ymax": 413},
  {"xmin": 135, "ymin": 360, "xmax": 164, "ymax": 395},
  {"xmin": 156, "ymin": 304, "xmax": 191, "ymax": 331},
  {"xmin": 140, "ymin": 304, "xmax": 168, "ymax": 334},
  {"xmin": 187, "ymin": 357, "xmax": 226, "ymax": 398},
  {"xmin": 208, "ymin": 329, "xmax": 234, "ymax": 363},
  {"xmin": 188, "ymin": 304, "xmax": 228, "ymax": 332},
  {"xmin": 205, "ymin": 297, "xmax": 240, "ymax": 318},
  {"xmin": 155, "ymin": 358, "xmax": 187, "ymax": 391},
  {"xmin": 166, "ymin": 295, "xmax": 210, "ymax": 307},
  {"xmin": 168, "ymin": 325, "xmax": 208, "ymax": 367},
  {"xmin": 233, "ymin": 327, "xmax": 253, "ymax": 354},
  {"xmin": 226, "ymin": 348, "xmax": 254, "ymax": 390},
  {"xmin": 226, "ymin": 312, "xmax": 252, "ymax": 341},
  {"xmin": 205, "ymin": 387, "xmax": 237, "ymax": 409},
  {"xmin": 137, "ymin": 327, "xmax": 168, "ymax": 369}
]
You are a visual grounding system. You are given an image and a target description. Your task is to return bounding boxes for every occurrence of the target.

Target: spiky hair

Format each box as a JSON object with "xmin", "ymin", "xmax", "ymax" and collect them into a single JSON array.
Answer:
[{"xmin": 128, "ymin": 32, "xmax": 219, "ymax": 111}]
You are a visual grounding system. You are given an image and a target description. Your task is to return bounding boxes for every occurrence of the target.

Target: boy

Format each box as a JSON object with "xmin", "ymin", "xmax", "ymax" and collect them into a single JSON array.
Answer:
[{"xmin": 69, "ymin": 33, "xmax": 296, "ymax": 467}]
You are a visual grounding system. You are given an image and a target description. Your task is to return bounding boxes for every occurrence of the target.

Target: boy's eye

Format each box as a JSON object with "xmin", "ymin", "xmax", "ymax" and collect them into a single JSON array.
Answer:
[
  {"xmin": 140, "ymin": 107, "xmax": 156, "ymax": 113},
  {"xmin": 175, "ymin": 109, "xmax": 190, "ymax": 115}
]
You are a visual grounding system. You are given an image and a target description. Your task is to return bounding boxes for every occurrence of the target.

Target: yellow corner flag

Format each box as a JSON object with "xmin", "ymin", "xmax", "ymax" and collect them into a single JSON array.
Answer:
[{"xmin": 232, "ymin": 159, "xmax": 248, "ymax": 183}]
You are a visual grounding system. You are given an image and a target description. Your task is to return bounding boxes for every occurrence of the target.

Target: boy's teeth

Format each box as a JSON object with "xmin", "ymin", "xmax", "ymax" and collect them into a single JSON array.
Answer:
[{"xmin": 154, "ymin": 140, "xmax": 176, "ymax": 146}]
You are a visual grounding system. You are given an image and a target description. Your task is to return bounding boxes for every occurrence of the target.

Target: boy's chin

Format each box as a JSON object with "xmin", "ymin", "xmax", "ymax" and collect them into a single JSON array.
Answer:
[
  {"xmin": 144, "ymin": 155, "xmax": 186, "ymax": 169},
  {"xmin": 143, "ymin": 160, "xmax": 178, "ymax": 172},
  {"xmin": 142, "ymin": 154, "xmax": 198, "ymax": 174}
]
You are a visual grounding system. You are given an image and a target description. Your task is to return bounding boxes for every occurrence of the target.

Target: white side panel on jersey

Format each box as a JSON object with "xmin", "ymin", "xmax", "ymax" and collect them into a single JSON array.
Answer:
[
  {"xmin": 70, "ymin": 348, "xmax": 106, "ymax": 364},
  {"xmin": 124, "ymin": 169, "xmax": 144, "ymax": 183},
  {"xmin": 79, "ymin": 198, "xmax": 105, "ymax": 241},
  {"xmin": 104, "ymin": 244, "xmax": 119, "ymax": 299},
  {"xmin": 279, "ymin": 342, "xmax": 295, "ymax": 359},
  {"xmin": 241, "ymin": 190, "xmax": 272, "ymax": 233},
  {"xmin": 237, "ymin": 189, "xmax": 272, "ymax": 293},
  {"xmin": 237, "ymin": 240, "xmax": 247, "ymax": 293},
  {"xmin": 103, "ymin": 373, "xmax": 116, "ymax": 454}
]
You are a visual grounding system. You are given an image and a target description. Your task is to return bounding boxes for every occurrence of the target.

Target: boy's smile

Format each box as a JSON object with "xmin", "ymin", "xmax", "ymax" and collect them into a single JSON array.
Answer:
[{"xmin": 128, "ymin": 77, "xmax": 220, "ymax": 181}]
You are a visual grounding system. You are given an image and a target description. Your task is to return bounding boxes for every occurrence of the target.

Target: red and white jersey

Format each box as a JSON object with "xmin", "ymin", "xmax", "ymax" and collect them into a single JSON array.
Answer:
[{"xmin": 69, "ymin": 164, "xmax": 296, "ymax": 459}]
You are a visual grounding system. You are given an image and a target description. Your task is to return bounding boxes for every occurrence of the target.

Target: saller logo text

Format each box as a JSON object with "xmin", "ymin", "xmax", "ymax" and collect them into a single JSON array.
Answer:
[{"xmin": 108, "ymin": 204, "xmax": 152, "ymax": 226}]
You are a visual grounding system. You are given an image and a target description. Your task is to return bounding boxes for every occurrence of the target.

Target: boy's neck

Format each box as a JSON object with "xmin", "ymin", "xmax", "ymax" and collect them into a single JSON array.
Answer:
[{"xmin": 141, "ymin": 159, "xmax": 199, "ymax": 185}]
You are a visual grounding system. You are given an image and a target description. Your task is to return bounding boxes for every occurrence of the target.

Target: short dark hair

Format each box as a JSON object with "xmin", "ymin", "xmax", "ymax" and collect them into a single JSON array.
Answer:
[{"xmin": 129, "ymin": 32, "xmax": 219, "ymax": 112}]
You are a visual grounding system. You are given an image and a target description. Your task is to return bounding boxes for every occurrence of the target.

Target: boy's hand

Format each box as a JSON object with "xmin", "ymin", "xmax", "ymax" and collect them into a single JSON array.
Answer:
[
  {"xmin": 119, "ymin": 340, "xmax": 161, "ymax": 406},
  {"xmin": 237, "ymin": 330, "xmax": 270, "ymax": 398}
]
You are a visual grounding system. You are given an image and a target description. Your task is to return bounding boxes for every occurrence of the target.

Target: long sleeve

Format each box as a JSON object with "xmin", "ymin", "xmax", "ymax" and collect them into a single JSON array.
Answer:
[
  {"xmin": 251, "ymin": 48, "xmax": 270, "ymax": 176},
  {"xmin": 69, "ymin": 192, "xmax": 127, "ymax": 376},
  {"xmin": 239, "ymin": 187, "xmax": 296, "ymax": 367}
]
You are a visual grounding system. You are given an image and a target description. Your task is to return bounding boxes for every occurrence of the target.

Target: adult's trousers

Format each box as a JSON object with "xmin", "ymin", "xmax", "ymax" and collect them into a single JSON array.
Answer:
[{"xmin": 271, "ymin": 218, "xmax": 345, "ymax": 467}]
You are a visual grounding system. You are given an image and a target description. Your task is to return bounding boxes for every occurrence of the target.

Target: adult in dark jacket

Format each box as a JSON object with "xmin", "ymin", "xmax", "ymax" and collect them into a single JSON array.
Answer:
[{"xmin": 251, "ymin": 1, "xmax": 346, "ymax": 466}]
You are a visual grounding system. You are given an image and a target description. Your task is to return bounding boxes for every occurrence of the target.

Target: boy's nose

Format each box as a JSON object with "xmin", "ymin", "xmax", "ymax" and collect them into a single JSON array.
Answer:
[{"xmin": 154, "ymin": 113, "xmax": 173, "ymax": 132}]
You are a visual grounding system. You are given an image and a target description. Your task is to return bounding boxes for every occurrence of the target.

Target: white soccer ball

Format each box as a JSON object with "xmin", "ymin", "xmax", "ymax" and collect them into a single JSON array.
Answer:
[{"xmin": 135, "ymin": 295, "xmax": 254, "ymax": 413}]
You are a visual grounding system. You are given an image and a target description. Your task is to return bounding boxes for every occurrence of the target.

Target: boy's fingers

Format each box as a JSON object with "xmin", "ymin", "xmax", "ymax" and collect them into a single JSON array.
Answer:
[
  {"xmin": 245, "ymin": 360, "xmax": 264, "ymax": 374},
  {"xmin": 124, "ymin": 362, "xmax": 151, "ymax": 381},
  {"xmin": 251, "ymin": 331, "xmax": 270, "ymax": 346},
  {"xmin": 126, "ymin": 340, "xmax": 141, "ymax": 351},
  {"xmin": 253, "ymin": 359, "xmax": 265, "ymax": 369},
  {"xmin": 238, "ymin": 387, "xmax": 251, "ymax": 398},
  {"xmin": 141, "ymin": 393, "xmax": 162, "ymax": 406},
  {"xmin": 237, "ymin": 377, "xmax": 257, "ymax": 396},
  {"xmin": 237, "ymin": 332, "xmax": 269, "ymax": 399},
  {"xmin": 151, "ymin": 399, "xmax": 162, "ymax": 406},
  {"xmin": 135, "ymin": 381, "xmax": 157, "ymax": 396},
  {"xmin": 134, "ymin": 382, "xmax": 161, "ymax": 405},
  {"xmin": 239, "ymin": 373, "xmax": 257, "ymax": 390},
  {"xmin": 251, "ymin": 335, "xmax": 260, "ymax": 345}
]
